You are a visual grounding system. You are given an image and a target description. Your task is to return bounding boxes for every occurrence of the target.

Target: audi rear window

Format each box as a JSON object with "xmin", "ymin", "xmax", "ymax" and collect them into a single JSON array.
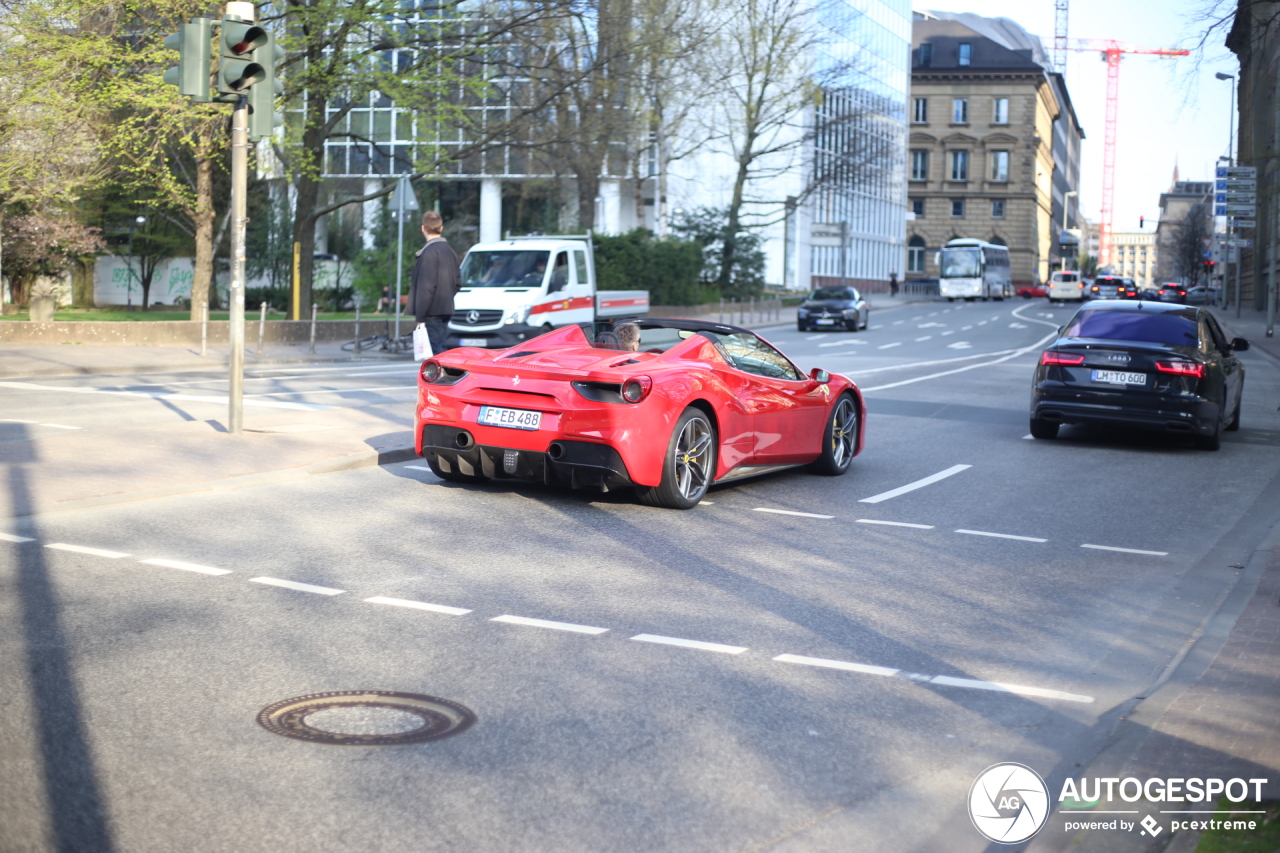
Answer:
[{"xmin": 1065, "ymin": 311, "xmax": 1198, "ymax": 346}]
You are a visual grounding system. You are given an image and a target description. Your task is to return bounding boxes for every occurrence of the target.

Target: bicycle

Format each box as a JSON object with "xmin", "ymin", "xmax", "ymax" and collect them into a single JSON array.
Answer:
[{"xmin": 341, "ymin": 320, "xmax": 413, "ymax": 354}]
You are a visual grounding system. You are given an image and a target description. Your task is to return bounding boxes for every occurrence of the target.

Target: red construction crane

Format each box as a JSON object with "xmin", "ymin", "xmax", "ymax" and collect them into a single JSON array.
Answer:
[{"xmin": 1065, "ymin": 39, "xmax": 1189, "ymax": 266}]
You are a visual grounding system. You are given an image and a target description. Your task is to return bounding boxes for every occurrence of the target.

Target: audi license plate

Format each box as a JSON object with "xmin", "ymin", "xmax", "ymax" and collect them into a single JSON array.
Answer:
[
  {"xmin": 816, "ymin": 318, "xmax": 836, "ymax": 325},
  {"xmin": 459, "ymin": 338, "xmax": 488, "ymax": 347},
  {"xmin": 478, "ymin": 406, "xmax": 542, "ymax": 431},
  {"xmin": 1092, "ymin": 369, "xmax": 1147, "ymax": 386}
]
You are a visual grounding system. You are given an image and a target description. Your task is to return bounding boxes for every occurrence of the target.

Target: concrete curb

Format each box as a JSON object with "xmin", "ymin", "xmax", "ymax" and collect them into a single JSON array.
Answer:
[
  {"xmin": 1, "ymin": 444, "xmax": 418, "ymax": 522},
  {"xmin": 0, "ymin": 353, "xmax": 412, "ymax": 380}
]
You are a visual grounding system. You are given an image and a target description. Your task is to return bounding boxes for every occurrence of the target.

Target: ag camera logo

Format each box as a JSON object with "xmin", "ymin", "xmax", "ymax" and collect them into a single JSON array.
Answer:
[{"xmin": 969, "ymin": 763, "xmax": 1050, "ymax": 843}]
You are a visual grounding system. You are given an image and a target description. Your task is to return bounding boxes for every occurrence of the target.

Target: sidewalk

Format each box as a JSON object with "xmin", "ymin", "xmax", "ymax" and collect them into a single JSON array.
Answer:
[{"xmin": 1213, "ymin": 304, "xmax": 1280, "ymax": 364}]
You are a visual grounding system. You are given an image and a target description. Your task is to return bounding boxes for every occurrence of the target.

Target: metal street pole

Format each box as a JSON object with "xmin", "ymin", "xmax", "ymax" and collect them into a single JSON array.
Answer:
[
  {"xmin": 228, "ymin": 94, "xmax": 249, "ymax": 434},
  {"xmin": 840, "ymin": 221, "xmax": 848, "ymax": 291},
  {"xmin": 394, "ymin": 179, "xmax": 405, "ymax": 342}
]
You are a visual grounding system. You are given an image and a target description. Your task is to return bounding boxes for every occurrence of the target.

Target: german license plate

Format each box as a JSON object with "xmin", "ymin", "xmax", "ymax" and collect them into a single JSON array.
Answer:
[
  {"xmin": 1092, "ymin": 369, "xmax": 1146, "ymax": 386},
  {"xmin": 478, "ymin": 406, "xmax": 542, "ymax": 431},
  {"xmin": 459, "ymin": 338, "xmax": 487, "ymax": 347},
  {"xmin": 816, "ymin": 318, "xmax": 836, "ymax": 325}
]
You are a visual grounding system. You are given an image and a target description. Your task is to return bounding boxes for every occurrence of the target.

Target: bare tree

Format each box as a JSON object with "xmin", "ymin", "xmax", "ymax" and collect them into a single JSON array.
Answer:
[
  {"xmin": 1174, "ymin": 202, "xmax": 1212, "ymax": 284},
  {"xmin": 696, "ymin": 0, "xmax": 883, "ymax": 291}
]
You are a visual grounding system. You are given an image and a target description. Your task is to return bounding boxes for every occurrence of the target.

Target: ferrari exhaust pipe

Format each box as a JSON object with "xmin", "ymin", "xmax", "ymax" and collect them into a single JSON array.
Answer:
[
  {"xmin": 455, "ymin": 431, "xmax": 474, "ymax": 449},
  {"xmin": 547, "ymin": 441, "xmax": 565, "ymax": 460}
]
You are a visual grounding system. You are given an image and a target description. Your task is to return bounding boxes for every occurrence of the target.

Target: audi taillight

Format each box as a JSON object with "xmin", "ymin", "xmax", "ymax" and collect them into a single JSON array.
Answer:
[
  {"xmin": 1041, "ymin": 351, "xmax": 1085, "ymax": 365},
  {"xmin": 1155, "ymin": 360, "xmax": 1204, "ymax": 378},
  {"xmin": 621, "ymin": 375, "xmax": 653, "ymax": 403}
]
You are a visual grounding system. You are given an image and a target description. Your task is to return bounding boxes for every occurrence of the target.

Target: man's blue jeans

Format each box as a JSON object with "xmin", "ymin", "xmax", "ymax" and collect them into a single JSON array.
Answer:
[{"xmin": 422, "ymin": 315, "xmax": 450, "ymax": 355}]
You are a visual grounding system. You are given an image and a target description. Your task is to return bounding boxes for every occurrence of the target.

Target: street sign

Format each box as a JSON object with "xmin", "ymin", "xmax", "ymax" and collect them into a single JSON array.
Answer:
[
  {"xmin": 1217, "ymin": 165, "xmax": 1257, "ymax": 178},
  {"xmin": 811, "ymin": 222, "xmax": 846, "ymax": 248},
  {"xmin": 1217, "ymin": 179, "xmax": 1256, "ymax": 191},
  {"xmin": 390, "ymin": 176, "xmax": 420, "ymax": 217},
  {"xmin": 1232, "ymin": 219, "xmax": 1257, "ymax": 228},
  {"xmin": 1227, "ymin": 194, "xmax": 1257, "ymax": 204},
  {"xmin": 1227, "ymin": 239, "xmax": 1254, "ymax": 248},
  {"xmin": 1224, "ymin": 204, "xmax": 1256, "ymax": 216}
]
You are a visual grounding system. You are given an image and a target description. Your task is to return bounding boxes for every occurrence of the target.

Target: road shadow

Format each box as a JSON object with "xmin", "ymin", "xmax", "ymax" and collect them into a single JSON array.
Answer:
[{"xmin": 6, "ymin": 432, "xmax": 115, "ymax": 852}]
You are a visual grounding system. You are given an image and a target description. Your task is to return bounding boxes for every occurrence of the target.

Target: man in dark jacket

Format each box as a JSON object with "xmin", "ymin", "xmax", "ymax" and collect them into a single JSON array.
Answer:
[{"xmin": 407, "ymin": 210, "xmax": 461, "ymax": 355}]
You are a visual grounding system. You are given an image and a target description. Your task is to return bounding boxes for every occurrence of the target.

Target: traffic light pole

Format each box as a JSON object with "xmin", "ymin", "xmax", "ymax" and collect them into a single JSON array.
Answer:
[{"xmin": 229, "ymin": 95, "xmax": 249, "ymax": 434}]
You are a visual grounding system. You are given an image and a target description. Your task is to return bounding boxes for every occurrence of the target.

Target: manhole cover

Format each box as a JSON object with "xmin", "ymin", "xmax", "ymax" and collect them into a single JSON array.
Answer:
[{"xmin": 257, "ymin": 691, "xmax": 475, "ymax": 745}]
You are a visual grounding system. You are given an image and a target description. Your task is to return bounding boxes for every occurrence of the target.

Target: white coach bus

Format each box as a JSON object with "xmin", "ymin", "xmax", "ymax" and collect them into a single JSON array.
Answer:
[{"xmin": 938, "ymin": 238, "xmax": 1012, "ymax": 301}]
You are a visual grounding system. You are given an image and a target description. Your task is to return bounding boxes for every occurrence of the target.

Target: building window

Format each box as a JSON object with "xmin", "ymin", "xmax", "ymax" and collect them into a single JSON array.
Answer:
[
  {"xmin": 951, "ymin": 199, "xmax": 965, "ymax": 218},
  {"xmin": 912, "ymin": 198, "xmax": 925, "ymax": 217},
  {"xmin": 913, "ymin": 98, "xmax": 928, "ymax": 123},
  {"xmin": 950, "ymin": 150, "xmax": 969, "ymax": 181},
  {"xmin": 990, "ymin": 150, "xmax": 1009, "ymax": 182},
  {"xmin": 958, "ymin": 43, "xmax": 971, "ymax": 66},
  {"xmin": 911, "ymin": 150, "xmax": 929, "ymax": 181},
  {"xmin": 953, "ymin": 98, "xmax": 968, "ymax": 123},
  {"xmin": 919, "ymin": 43, "xmax": 933, "ymax": 67},
  {"xmin": 908, "ymin": 236, "xmax": 926, "ymax": 273},
  {"xmin": 993, "ymin": 98, "xmax": 1009, "ymax": 124},
  {"xmin": 991, "ymin": 200, "xmax": 1005, "ymax": 219}
]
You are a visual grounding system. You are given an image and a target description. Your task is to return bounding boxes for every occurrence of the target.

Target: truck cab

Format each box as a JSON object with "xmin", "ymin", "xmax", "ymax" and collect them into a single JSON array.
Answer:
[{"xmin": 447, "ymin": 236, "xmax": 646, "ymax": 348}]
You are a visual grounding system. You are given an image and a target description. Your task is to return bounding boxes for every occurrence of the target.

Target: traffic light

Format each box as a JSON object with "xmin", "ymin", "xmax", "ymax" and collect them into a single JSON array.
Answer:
[
  {"xmin": 1204, "ymin": 259, "xmax": 1216, "ymax": 274},
  {"xmin": 162, "ymin": 19, "xmax": 212, "ymax": 102},
  {"xmin": 248, "ymin": 31, "xmax": 285, "ymax": 142},
  {"xmin": 1139, "ymin": 215, "xmax": 1145, "ymax": 229},
  {"xmin": 218, "ymin": 16, "xmax": 268, "ymax": 95}
]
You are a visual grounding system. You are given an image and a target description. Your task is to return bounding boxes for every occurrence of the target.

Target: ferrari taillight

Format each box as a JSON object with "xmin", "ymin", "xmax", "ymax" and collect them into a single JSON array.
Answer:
[
  {"xmin": 1041, "ymin": 351, "xmax": 1085, "ymax": 365},
  {"xmin": 420, "ymin": 360, "xmax": 441, "ymax": 382},
  {"xmin": 1155, "ymin": 360, "xmax": 1205, "ymax": 378},
  {"xmin": 621, "ymin": 375, "xmax": 652, "ymax": 403}
]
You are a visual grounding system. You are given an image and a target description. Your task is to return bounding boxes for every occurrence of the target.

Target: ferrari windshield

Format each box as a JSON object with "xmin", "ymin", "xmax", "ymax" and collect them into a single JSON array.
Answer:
[
  {"xmin": 460, "ymin": 250, "xmax": 550, "ymax": 288},
  {"xmin": 940, "ymin": 248, "xmax": 982, "ymax": 278}
]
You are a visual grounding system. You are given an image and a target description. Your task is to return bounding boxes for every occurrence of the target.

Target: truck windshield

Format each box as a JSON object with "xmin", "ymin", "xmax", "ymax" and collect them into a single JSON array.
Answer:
[
  {"xmin": 460, "ymin": 250, "xmax": 550, "ymax": 288},
  {"xmin": 940, "ymin": 248, "xmax": 982, "ymax": 278}
]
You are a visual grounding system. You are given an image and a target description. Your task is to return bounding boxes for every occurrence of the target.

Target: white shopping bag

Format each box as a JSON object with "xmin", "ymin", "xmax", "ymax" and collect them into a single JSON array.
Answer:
[{"xmin": 413, "ymin": 323, "xmax": 433, "ymax": 361}]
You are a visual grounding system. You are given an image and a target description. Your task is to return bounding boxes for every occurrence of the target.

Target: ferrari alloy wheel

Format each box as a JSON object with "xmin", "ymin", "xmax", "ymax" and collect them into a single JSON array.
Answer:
[
  {"xmin": 807, "ymin": 393, "xmax": 858, "ymax": 476},
  {"xmin": 638, "ymin": 408, "xmax": 716, "ymax": 509}
]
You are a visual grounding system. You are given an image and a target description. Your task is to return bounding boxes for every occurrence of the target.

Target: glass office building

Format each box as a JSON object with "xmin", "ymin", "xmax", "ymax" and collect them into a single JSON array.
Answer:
[{"xmin": 803, "ymin": 0, "xmax": 911, "ymax": 289}]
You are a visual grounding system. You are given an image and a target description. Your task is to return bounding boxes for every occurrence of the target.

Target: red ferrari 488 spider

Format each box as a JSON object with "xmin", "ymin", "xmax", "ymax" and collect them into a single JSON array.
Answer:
[{"xmin": 414, "ymin": 319, "xmax": 866, "ymax": 508}]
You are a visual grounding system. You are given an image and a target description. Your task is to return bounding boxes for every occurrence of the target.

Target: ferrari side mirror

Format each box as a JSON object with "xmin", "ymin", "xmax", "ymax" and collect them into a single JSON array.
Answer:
[{"xmin": 809, "ymin": 368, "xmax": 829, "ymax": 383}]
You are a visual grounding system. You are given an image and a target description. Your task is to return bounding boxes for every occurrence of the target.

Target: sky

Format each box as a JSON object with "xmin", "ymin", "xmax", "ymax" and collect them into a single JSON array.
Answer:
[{"xmin": 912, "ymin": 0, "xmax": 1237, "ymax": 235}]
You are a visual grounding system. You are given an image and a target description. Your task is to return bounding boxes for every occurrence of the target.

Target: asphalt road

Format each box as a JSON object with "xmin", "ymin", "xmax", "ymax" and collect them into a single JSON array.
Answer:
[{"xmin": 2, "ymin": 298, "xmax": 1279, "ymax": 852}]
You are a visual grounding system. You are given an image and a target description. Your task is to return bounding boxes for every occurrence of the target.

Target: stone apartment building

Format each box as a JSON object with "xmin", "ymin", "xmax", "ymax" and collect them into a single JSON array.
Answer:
[
  {"xmin": 1155, "ymin": 180, "xmax": 1213, "ymax": 285},
  {"xmin": 1110, "ymin": 231, "xmax": 1158, "ymax": 288},
  {"xmin": 906, "ymin": 12, "xmax": 1083, "ymax": 287}
]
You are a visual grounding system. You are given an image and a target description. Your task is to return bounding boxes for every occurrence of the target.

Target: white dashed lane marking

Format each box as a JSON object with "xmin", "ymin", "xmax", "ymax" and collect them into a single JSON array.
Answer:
[
  {"xmin": 774, "ymin": 654, "xmax": 1094, "ymax": 703},
  {"xmin": 915, "ymin": 336, "xmax": 933, "ymax": 342},
  {"xmin": 46, "ymin": 543, "xmax": 129, "ymax": 559},
  {"xmin": 856, "ymin": 519, "xmax": 935, "ymax": 529},
  {"xmin": 141, "ymin": 558, "xmax": 232, "ymax": 576},
  {"xmin": 492, "ymin": 615, "xmax": 610, "ymax": 635},
  {"xmin": 1082, "ymin": 544, "xmax": 1168, "ymax": 556},
  {"xmin": 818, "ymin": 339, "xmax": 868, "ymax": 348},
  {"xmin": 631, "ymin": 634, "xmax": 749, "ymax": 655},
  {"xmin": 955, "ymin": 529, "xmax": 1048, "ymax": 543},
  {"xmin": 753, "ymin": 507, "xmax": 835, "ymax": 519},
  {"xmin": 0, "ymin": 532, "xmax": 36, "ymax": 543},
  {"xmin": 365, "ymin": 596, "xmax": 472, "ymax": 615},
  {"xmin": 250, "ymin": 577, "xmax": 346, "ymax": 595},
  {"xmin": 859, "ymin": 464, "xmax": 972, "ymax": 503},
  {"xmin": 878, "ymin": 342, "xmax": 902, "ymax": 350}
]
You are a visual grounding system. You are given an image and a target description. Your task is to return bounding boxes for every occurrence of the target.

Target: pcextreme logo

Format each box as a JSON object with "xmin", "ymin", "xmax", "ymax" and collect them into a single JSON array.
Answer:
[{"xmin": 968, "ymin": 763, "xmax": 1050, "ymax": 844}]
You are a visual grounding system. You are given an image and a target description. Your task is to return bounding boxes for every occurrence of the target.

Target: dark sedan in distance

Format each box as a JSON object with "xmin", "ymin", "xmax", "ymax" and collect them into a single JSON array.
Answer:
[
  {"xmin": 1156, "ymin": 283, "xmax": 1188, "ymax": 303},
  {"xmin": 797, "ymin": 286, "xmax": 869, "ymax": 332},
  {"xmin": 1029, "ymin": 301, "xmax": 1249, "ymax": 450}
]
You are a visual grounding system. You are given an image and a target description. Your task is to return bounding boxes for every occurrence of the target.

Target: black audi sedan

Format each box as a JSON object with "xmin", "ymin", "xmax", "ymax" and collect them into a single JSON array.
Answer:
[
  {"xmin": 1029, "ymin": 301, "xmax": 1249, "ymax": 450},
  {"xmin": 797, "ymin": 286, "xmax": 869, "ymax": 332}
]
